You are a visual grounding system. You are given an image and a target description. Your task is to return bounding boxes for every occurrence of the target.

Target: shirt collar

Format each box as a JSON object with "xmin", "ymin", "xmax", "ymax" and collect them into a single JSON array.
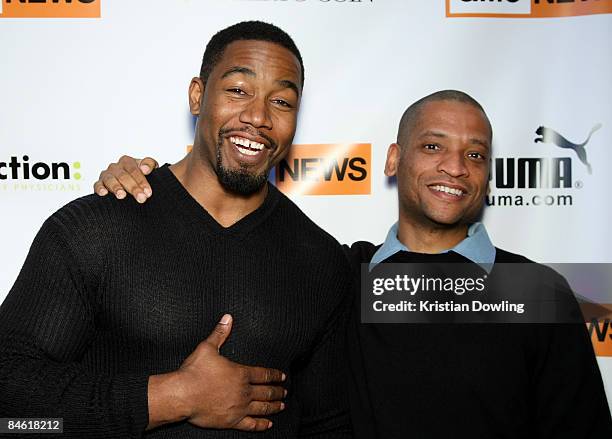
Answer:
[{"xmin": 370, "ymin": 222, "xmax": 496, "ymax": 273}]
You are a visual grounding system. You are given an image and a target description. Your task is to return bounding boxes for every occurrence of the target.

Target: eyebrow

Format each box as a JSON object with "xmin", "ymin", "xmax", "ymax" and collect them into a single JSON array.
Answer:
[
  {"xmin": 419, "ymin": 130, "xmax": 490, "ymax": 150},
  {"xmin": 277, "ymin": 79, "xmax": 300, "ymax": 97},
  {"xmin": 419, "ymin": 130, "xmax": 447, "ymax": 139},
  {"xmin": 221, "ymin": 66, "xmax": 300, "ymax": 96},
  {"xmin": 221, "ymin": 66, "xmax": 256, "ymax": 79},
  {"xmin": 469, "ymin": 138, "xmax": 490, "ymax": 150}
]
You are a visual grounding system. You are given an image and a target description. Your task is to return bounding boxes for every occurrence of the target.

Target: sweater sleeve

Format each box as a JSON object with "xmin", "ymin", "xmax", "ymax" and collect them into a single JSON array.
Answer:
[
  {"xmin": 531, "ymin": 275, "xmax": 612, "ymax": 437},
  {"xmin": 532, "ymin": 322, "xmax": 612, "ymax": 437},
  {"xmin": 293, "ymin": 259, "xmax": 353, "ymax": 438},
  {"xmin": 0, "ymin": 216, "xmax": 149, "ymax": 438}
]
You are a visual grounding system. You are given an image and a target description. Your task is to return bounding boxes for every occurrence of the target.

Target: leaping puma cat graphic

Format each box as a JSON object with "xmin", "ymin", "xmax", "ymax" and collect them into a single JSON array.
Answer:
[{"xmin": 534, "ymin": 124, "xmax": 602, "ymax": 174}]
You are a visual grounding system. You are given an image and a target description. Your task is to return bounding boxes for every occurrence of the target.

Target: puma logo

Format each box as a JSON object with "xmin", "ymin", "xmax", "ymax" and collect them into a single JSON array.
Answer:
[{"xmin": 534, "ymin": 124, "xmax": 602, "ymax": 174}]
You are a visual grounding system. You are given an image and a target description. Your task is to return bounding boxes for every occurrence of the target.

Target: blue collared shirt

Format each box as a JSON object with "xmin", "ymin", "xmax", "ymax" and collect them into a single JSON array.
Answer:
[{"xmin": 370, "ymin": 222, "xmax": 496, "ymax": 273}]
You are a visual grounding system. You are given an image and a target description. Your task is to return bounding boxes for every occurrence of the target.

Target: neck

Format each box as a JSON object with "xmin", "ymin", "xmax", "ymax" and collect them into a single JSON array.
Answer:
[
  {"xmin": 170, "ymin": 152, "xmax": 268, "ymax": 228},
  {"xmin": 397, "ymin": 212, "xmax": 469, "ymax": 254}
]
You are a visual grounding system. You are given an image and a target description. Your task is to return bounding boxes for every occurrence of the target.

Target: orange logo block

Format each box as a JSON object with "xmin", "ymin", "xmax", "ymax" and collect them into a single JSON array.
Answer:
[
  {"xmin": 446, "ymin": 0, "xmax": 611, "ymax": 19},
  {"xmin": 588, "ymin": 318, "xmax": 612, "ymax": 357},
  {"xmin": 275, "ymin": 143, "xmax": 371, "ymax": 196},
  {"xmin": 0, "ymin": 0, "xmax": 100, "ymax": 18}
]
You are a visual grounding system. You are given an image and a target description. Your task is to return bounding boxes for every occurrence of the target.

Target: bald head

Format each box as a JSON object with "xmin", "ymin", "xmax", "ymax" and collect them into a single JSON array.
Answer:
[{"xmin": 397, "ymin": 90, "xmax": 492, "ymax": 146}]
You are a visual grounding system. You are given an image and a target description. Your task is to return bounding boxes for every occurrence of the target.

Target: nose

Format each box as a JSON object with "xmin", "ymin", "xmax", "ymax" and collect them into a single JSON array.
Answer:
[
  {"xmin": 239, "ymin": 96, "xmax": 272, "ymax": 130},
  {"xmin": 437, "ymin": 150, "xmax": 469, "ymax": 178}
]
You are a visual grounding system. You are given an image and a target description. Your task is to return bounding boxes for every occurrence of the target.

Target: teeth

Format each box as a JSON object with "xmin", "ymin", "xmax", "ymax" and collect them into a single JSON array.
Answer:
[
  {"xmin": 230, "ymin": 136, "xmax": 264, "ymax": 152},
  {"xmin": 432, "ymin": 185, "xmax": 464, "ymax": 197},
  {"xmin": 237, "ymin": 145, "xmax": 258, "ymax": 156}
]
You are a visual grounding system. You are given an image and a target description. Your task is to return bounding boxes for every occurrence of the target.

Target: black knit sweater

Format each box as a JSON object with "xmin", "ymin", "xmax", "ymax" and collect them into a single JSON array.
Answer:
[
  {"xmin": 0, "ymin": 165, "xmax": 352, "ymax": 438},
  {"xmin": 345, "ymin": 243, "xmax": 612, "ymax": 439}
]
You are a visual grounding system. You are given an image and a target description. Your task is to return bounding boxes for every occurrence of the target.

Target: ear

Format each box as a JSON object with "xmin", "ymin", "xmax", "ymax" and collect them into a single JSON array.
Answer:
[
  {"xmin": 189, "ymin": 77, "xmax": 205, "ymax": 116},
  {"xmin": 384, "ymin": 143, "xmax": 401, "ymax": 177}
]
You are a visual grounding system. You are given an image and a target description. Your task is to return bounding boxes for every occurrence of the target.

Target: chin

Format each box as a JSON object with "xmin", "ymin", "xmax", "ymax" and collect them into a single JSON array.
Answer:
[
  {"xmin": 429, "ymin": 219, "xmax": 463, "ymax": 228},
  {"xmin": 424, "ymin": 211, "xmax": 466, "ymax": 227}
]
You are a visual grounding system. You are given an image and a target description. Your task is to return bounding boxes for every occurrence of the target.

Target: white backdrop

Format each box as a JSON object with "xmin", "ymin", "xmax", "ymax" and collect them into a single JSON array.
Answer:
[{"xmin": 1, "ymin": 0, "xmax": 611, "ymax": 409}]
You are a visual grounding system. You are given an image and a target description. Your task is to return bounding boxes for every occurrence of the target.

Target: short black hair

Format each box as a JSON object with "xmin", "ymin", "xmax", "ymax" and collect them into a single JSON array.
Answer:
[
  {"xmin": 199, "ymin": 21, "xmax": 304, "ymax": 89},
  {"xmin": 397, "ymin": 90, "xmax": 492, "ymax": 145}
]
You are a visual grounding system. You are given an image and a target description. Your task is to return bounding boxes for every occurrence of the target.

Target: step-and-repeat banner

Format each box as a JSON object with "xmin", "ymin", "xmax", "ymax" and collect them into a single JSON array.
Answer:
[{"xmin": 1, "ymin": 0, "xmax": 611, "ymax": 409}]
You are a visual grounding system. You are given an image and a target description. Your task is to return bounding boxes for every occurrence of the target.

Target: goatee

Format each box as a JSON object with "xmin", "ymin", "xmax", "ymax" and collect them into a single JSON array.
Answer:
[{"xmin": 215, "ymin": 144, "xmax": 269, "ymax": 195}]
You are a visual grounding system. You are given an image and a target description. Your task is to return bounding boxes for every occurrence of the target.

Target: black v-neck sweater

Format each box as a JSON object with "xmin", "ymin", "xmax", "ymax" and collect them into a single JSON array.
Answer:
[
  {"xmin": 345, "ymin": 243, "xmax": 612, "ymax": 439},
  {"xmin": 0, "ymin": 166, "xmax": 352, "ymax": 438}
]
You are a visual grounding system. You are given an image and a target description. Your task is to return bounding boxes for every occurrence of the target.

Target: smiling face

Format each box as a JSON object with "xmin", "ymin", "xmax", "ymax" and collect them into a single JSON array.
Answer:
[
  {"xmin": 385, "ymin": 99, "xmax": 491, "ymax": 228},
  {"xmin": 189, "ymin": 39, "xmax": 302, "ymax": 195}
]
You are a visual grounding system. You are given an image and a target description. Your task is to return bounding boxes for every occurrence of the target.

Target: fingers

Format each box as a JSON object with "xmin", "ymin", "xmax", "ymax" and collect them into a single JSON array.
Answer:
[
  {"xmin": 98, "ymin": 170, "xmax": 129, "ymax": 200},
  {"xmin": 93, "ymin": 155, "xmax": 154, "ymax": 203},
  {"xmin": 115, "ymin": 156, "xmax": 151, "ymax": 202},
  {"xmin": 204, "ymin": 314, "xmax": 233, "ymax": 350},
  {"xmin": 94, "ymin": 168, "xmax": 120, "ymax": 197},
  {"xmin": 246, "ymin": 366, "xmax": 286, "ymax": 385},
  {"xmin": 249, "ymin": 385, "xmax": 286, "ymax": 402},
  {"xmin": 93, "ymin": 178, "xmax": 109, "ymax": 197},
  {"xmin": 130, "ymin": 157, "xmax": 156, "ymax": 200},
  {"xmin": 247, "ymin": 400, "xmax": 285, "ymax": 416},
  {"xmin": 234, "ymin": 416, "xmax": 273, "ymax": 432},
  {"xmin": 138, "ymin": 157, "xmax": 159, "ymax": 175}
]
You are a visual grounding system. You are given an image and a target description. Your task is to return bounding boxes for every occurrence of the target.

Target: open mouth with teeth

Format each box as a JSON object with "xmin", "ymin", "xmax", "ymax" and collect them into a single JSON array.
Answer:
[
  {"xmin": 230, "ymin": 136, "xmax": 265, "ymax": 156},
  {"xmin": 430, "ymin": 184, "xmax": 465, "ymax": 197}
]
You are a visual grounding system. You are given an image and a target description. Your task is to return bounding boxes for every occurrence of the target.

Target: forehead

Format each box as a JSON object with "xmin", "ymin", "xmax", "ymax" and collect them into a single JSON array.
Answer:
[
  {"xmin": 212, "ymin": 39, "xmax": 302, "ymax": 86},
  {"xmin": 412, "ymin": 100, "xmax": 491, "ymax": 144}
]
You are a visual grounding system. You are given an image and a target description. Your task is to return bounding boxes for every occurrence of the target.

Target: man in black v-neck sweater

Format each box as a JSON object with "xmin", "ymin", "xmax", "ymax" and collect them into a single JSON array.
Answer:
[
  {"xmin": 0, "ymin": 22, "xmax": 352, "ymax": 439},
  {"xmin": 0, "ymin": 166, "xmax": 352, "ymax": 438}
]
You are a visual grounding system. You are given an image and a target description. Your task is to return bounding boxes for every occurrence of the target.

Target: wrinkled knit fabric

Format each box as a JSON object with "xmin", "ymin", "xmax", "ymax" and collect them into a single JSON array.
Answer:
[{"xmin": 0, "ymin": 165, "xmax": 352, "ymax": 439}]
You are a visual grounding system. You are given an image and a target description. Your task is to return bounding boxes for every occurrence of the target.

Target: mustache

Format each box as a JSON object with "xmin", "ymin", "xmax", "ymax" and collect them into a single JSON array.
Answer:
[{"xmin": 218, "ymin": 127, "xmax": 278, "ymax": 151}]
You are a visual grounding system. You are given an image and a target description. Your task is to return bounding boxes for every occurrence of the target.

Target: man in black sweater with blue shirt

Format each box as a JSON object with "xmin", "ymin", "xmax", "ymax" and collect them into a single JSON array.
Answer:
[
  {"xmin": 345, "ymin": 90, "xmax": 611, "ymax": 438},
  {"xmin": 0, "ymin": 22, "xmax": 351, "ymax": 438},
  {"xmin": 90, "ymin": 90, "xmax": 612, "ymax": 438}
]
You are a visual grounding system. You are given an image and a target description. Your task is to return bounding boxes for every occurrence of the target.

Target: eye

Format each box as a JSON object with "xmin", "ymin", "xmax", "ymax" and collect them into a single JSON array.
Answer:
[
  {"xmin": 271, "ymin": 98, "xmax": 293, "ymax": 109},
  {"xmin": 423, "ymin": 143, "xmax": 440, "ymax": 151},
  {"xmin": 227, "ymin": 88, "xmax": 246, "ymax": 95},
  {"xmin": 467, "ymin": 151, "xmax": 487, "ymax": 161}
]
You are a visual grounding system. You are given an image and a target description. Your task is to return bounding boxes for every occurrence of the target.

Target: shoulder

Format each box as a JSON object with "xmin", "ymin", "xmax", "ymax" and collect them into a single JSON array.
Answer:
[
  {"xmin": 494, "ymin": 247, "xmax": 564, "ymax": 279},
  {"xmin": 19, "ymin": 194, "xmax": 123, "ymax": 286},
  {"xmin": 37, "ymin": 183, "xmax": 163, "ymax": 270},
  {"xmin": 494, "ymin": 247, "xmax": 566, "ymax": 280},
  {"xmin": 346, "ymin": 241, "xmax": 381, "ymax": 265},
  {"xmin": 493, "ymin": 247, "xmax": 535, "ymax": 264},
  {"xmin": 47, "ymin": 167, "xmax": 170, "ymax": 236},
  {"xmin": 44, "ymin": 193, "xmax": 115, "ymax": 234},
  {"xmin": 273, "ymin": 188, "xmax": 345, "ymax": 253},
  {"xmin": 493, "ymin": 247, "xmax": 577, "ymax": 310},
  {"xmin": 44, "ymin": 191, "xmax": 141, "ymax": 238}
]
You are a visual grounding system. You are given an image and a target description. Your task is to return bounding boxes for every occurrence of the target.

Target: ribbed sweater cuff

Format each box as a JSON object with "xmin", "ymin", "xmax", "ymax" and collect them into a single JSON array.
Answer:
[{"xmin": 115, "ymin": 374, "xmax": 150, "ymax": 438}]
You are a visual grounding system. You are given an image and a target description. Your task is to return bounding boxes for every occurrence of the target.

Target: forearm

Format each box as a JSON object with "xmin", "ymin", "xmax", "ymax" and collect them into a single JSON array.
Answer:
[
  {"xmin": 0, "ymin": 334, "xmax": 149, "ymax": 438},
  {"xmin": 534, "ymin": 323, "xmax": 612, "ymax": 437},
  {"xmin": 147, "ymin": 371, "xmax": 190, "ymax": 430}
]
